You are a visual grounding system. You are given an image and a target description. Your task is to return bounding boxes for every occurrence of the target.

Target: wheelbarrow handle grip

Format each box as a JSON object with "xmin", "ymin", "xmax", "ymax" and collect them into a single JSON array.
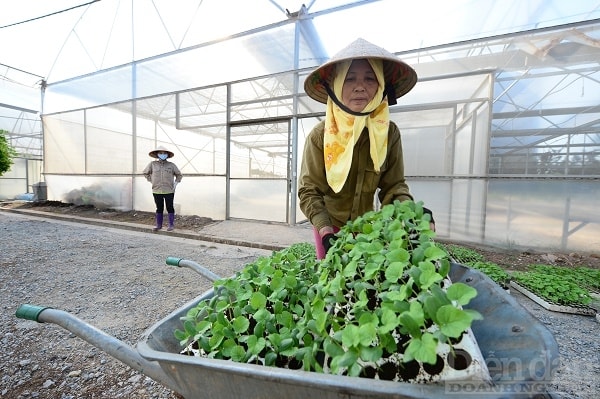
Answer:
[
  {"xmin": 165, "ymin": 256, "xmax": 221, "ymax": 282},
  {"xmin": 15, "ymin": 304, "xmax": 52, "ymax": 322}
]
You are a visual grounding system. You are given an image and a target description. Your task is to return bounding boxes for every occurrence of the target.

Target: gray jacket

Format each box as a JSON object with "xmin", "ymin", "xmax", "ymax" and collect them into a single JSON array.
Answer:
[{"xmin": 143, "ymin": 160, "xmax": 182, "ymax": 194}]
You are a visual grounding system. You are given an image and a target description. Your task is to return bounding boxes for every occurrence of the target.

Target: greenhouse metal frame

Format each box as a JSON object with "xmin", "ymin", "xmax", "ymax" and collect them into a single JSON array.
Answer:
[{"xmin": 1, "ymin": 2, "xmax": 599, "ymax": 252}]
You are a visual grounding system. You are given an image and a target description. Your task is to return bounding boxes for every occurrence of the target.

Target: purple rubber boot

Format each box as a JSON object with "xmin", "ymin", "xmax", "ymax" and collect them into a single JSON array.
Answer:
[
  {"xmin": 153, "ymin": 213, "xmax": 163, "ymax": 231},
  {"xmin": 167, "ymin": 213, "xmax": 175, "ymax": 231}
]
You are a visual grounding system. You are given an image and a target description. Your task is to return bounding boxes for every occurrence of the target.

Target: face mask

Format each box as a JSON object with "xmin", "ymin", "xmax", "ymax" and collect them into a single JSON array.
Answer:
[{"xmin": 158, "ymin": 153, "xmax": 168, "ymax": 160}]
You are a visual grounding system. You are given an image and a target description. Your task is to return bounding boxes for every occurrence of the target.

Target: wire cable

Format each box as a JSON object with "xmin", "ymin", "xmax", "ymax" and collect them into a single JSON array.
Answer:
[{"xmin": 0, "ymin": 0, "xmax": 101, "ymax": 29}]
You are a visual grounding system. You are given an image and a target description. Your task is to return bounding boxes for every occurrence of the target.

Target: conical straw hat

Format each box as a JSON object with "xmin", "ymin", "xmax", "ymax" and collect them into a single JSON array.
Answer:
[
  {"xmin": 304, "ymin": 38, "xmax": 417, "ymax": 104},
  {"xmin": 149, "ymin": 145, "xmax": 175, "ymax": 159}
]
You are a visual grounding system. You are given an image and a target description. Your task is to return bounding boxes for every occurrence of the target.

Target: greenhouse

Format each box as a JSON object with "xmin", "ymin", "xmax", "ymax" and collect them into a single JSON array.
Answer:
[{"xmin": 1, "ymin": 0, "xmax": 599, "ymax": 252}]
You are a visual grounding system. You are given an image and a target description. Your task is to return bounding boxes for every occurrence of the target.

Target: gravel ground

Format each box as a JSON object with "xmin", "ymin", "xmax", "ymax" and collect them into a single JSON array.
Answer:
[
  {"xmin": 1, "ymin": 212, "xmax": 599, "ymax": 399},
  {"xmin": 1, "ymin": 212, "xmax": 271, "ymax": 398}
]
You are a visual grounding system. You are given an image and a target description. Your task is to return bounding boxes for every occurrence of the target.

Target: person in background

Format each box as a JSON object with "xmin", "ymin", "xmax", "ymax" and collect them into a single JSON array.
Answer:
[
  {"xmin": 299, "ymin": 38, "xmax": 435, "ymax": 259},
  {"xmin": 143, "ymin": 145, "xmax": 182, "ymax": 231}
]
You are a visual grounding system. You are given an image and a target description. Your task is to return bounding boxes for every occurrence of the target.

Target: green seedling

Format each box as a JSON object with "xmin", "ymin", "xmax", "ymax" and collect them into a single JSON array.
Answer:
[{"xmin": 175, "ymin": 200, "xmax": 481, "ymax": 380}]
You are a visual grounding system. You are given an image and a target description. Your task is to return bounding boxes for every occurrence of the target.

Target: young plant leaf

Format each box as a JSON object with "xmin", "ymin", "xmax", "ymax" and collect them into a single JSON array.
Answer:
[
  {"xmin": 250, "ymin": 291, "xmax": 267, "ymax": 310},
  {"xmin": 399, "ymin": 312, "xmax": 422, "ymax": 339},
  {"xmin": 418, "ymin": 261, "xmax": 443, "ymax": 289},
  {"xmin": 232, "ymin": 316, "xmax": 250, "ymax": 334},
  {"xmin": 341, "ymin": 324, "xmax": 360, "ymax": 348},
  {"xmin": 358, "ymin": 322, "xmax": 377, "ymax": 346},
  {"xmin": 446, "ymin": 282, "xmax": 478, "ymax": 305},
  {"xmin": 378, "ymin": 308, "xmax": 400, "ymax": 333},
  {"xmin": 404, "ymin": 333, "xmax": 438, "ymax": 364},
  {"xmin": 385, "ymin": 261, "xmax": 405, "ymax": 282},
  {"xmin": 331, "ymin": 350, "xmax": 359, "ymax": 372},
  {"xmin": 424, "ymin": 245, "xmax": 448, "ymax": 261},
  {"xmin": 360, "ymin": 345, "xmax": 383, "ymax": 363},
  {"xmin": 436, "ymin": 305, "xmax": 473, "ymax": 338}
]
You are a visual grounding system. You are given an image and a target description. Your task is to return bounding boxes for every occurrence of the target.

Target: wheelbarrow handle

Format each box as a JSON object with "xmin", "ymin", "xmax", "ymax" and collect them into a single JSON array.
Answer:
[
  {"xmin": 166, "ymin": 256, "xmax": 222, "ymax": 282},
  {"xmin": 15, "ymin": 304, "xmax": 180, "ymax": 394}
]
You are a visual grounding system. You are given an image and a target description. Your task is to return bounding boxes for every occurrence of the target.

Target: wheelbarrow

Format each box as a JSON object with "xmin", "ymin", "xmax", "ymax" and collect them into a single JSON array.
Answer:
[{"xmin": 16, "ymin": 259, "xmax": 560, "ymax": 399}]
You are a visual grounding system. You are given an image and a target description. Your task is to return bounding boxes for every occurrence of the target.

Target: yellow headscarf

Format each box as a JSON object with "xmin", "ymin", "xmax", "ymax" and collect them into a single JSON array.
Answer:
[{"xmin": 323, "ymin": 59, "xmax": 390, "ymax": 193}]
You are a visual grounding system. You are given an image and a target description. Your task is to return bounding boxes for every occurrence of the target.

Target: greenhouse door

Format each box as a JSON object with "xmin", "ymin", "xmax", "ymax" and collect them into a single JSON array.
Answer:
[{"xmin": 228, "ymin": 119, "xmax": 292, "ymax": 223}]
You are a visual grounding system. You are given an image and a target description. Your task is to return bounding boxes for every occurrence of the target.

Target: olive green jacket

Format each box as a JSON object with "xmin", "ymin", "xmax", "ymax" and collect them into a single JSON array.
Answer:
[{"xmin": 298, "ymin": 121, "xmax": 413, "ymax": 231}]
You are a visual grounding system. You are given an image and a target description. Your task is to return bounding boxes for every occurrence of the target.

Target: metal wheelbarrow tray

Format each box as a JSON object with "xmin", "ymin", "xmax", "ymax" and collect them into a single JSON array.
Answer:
[{"xmin": 16, "ymin": 261, "xmax": 560, "ymax": 399}]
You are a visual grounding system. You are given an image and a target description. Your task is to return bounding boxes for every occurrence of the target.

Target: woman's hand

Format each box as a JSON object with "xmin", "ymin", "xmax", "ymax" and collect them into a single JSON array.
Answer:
[
  {"xmin": 423, "ymin": 207, "xmax": 435, "ymax": 232},
  {"xmin": 319, "ymin": 226, "xmax": 336, "ymax": 253},
  {"xmin": 321, "ymin": 233, "xmax": 337, "ymax": 253}
]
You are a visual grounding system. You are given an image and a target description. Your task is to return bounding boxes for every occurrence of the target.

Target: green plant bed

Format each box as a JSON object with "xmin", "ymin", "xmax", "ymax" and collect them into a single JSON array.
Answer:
[
  {"xmin": 527, "ymin": 264, "xmax": 600, "ymax": 294},
  {"xmin": 174, "ymin": 201, "xmax": 486, "ymax": 383},
  {"xmin": 511, "ymin": 270, "xmax": 592, "ymax": 307}
]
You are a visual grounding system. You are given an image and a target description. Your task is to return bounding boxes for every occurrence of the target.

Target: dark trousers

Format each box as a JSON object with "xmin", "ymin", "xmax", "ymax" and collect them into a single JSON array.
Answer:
[{"xmin": 152, "ymin": 193, "xmax": 175, "ymax": 214}]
